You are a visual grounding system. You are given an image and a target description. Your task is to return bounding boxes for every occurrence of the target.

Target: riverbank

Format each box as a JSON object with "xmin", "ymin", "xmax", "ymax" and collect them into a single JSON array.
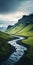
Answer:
[
  {"xmin": 0, "ymin": 31, "xmax": 33, "ymax": 65},
  {"xmin": 0, "ymin": 38, "xmax": 16, "ymax": 62},
  {"xmin": 6, "ymin": 36, "xmax": 29, "ymax": 65},
  {"xmin": 14, "ymin": 40, "xmax": 29, "ymax": 65},
  {"xmin": 15, "ymin": 36, "xmax": 33, "ymax": 65},
  {"xmin": 0, "ymin": 31, "xmax": 16, "ymax": 62}
]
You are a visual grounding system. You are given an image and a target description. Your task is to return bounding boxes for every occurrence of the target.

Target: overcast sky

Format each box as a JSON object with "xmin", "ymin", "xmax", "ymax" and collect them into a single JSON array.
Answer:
[{"xmin": 0, "ymin": 0, "xmax": 33, "ymax": 27}]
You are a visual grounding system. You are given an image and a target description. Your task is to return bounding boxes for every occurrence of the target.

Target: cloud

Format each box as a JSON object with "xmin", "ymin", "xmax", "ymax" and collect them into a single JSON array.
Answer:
[
  {"xmin": 0, "ymin": 24, "xmax": 7, "ymax": 27},
  {"xmin": 0, "ymin": 11, "xmax": 27, "ymax": 25},
  {"xmin": 0, "ymin": 0, "xmax": 23, "ymax": 13},
  {"xmin": 0, "ymin": 0, "xmax": 33, "ymax": 26},
  {"xmin": 18, "ymin": 0, "xmax": 33, "ymax": 14},
  {"xmin": 0, "ymin": 0, "xmax": 33, "ymax": 14},
  {"xmin": 0, "ymin": 0, "xmax": 29, "ymax": 14}
]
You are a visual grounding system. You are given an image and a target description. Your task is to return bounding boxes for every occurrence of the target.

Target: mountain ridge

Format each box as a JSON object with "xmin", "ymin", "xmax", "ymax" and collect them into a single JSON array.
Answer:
[
  {"xmin": 6, "ymin": 13, "xmax": 33, "ymax": 35},
  {"xmin": 7, "ymin": 13, "xmax": 33, "ymax": 30}
]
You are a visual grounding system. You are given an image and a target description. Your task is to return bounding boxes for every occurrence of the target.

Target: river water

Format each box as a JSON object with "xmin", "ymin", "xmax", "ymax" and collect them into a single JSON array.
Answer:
[{"xmin": 0, "ymin": 36, "xmax": 28, "ymax": 65}]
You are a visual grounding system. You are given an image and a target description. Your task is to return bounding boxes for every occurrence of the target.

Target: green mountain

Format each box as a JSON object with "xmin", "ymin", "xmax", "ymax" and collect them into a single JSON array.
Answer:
[
  {"xmin": 6, "ymin": 24, "xmax": 26, "ymax": 34},
  {"xmin": 6, "ymin": 14, "xmax": 33, "ymax": 36}
]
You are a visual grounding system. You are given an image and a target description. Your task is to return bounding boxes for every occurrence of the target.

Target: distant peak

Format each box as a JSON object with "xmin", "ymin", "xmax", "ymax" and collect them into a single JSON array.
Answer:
[
  {"xmin": 7, "ymin": 25, "xmax": 13, "ymax": 29},
  {"xmin": 23, "ymin": 15, "xmax": 28, "ymax": 18}
]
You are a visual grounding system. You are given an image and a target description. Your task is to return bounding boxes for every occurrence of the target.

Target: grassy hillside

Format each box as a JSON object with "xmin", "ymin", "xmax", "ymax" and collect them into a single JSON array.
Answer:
[
  {"xmin": 6, "ymin": 24, "xmax": 26, "ymax": 34},
  {"xmin": 0, "ymin": 31, "xmax": 15, "ymax": 40},
  {"xmin": 20, "ymin": 37, "xmax": 33, "ymax": 64},
  {"xmin": 0, "ymin": 31, "xmax": 15, "ymax": 61},
  {"xmin": 6, "ymin": 24, "xmax": 33, "ymax": 36},
  {"xmin": 16, "ymin": 24, "xmax": 33, "ymax": 36},
  {"xmin": 6, "ymin": 14, "xmax": 33, "ymax": 36}
]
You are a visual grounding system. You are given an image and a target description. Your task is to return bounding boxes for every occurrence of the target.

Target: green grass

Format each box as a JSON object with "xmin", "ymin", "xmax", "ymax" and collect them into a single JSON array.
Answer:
[
  {"xmin": 0, "ymin": 31, "xmax": 14, "ymax": 40},
  {"xmin": 0, "ymin": 31, "xmax": 15, "ymax": 61},
  {"xmin": 22, "ymin": 37, "xmax": 33, "ymax": 45},
  {"xmin": 6, "ymin": 24, "xmax": 33, "ymax": 36},
  {"xmin": 16, "ymin": 24, "xmax": 33, "ymax": 36},
  {"xmin": 21, "ymin": 37, "xmax": 33, "ymax": 64},
  {"xmin": 6, "ymin": 24, "xmax": 25, "ymax": 34}
]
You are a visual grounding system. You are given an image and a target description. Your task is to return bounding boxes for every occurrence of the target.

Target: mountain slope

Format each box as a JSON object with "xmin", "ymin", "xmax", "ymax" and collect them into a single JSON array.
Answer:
[
  {"xmin": 17, "ymin": 14, "xmax": 33, "ymax": 24},
  {"xmin": 16, "ymin": 24, "xmax": 33, "ymax": 36},
  {"xmin": 6, "ymin": 24, "xmax": 26, "ymax": 34},
  {"xmin": 7, "ymin": 25, "xmax": 13, "ymax": 29},
  {"xmin": 0, "ymin": 31, "xmax": 13, "ymax": 40},
  {"xmin": 6, "ymin": 14, "xmax": 33, "ymax": 36}
]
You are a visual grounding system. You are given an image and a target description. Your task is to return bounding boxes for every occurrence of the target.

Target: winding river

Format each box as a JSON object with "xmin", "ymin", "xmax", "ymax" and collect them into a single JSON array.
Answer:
[{"xmin": 1, "ymin": 36, "xmax": 28, "ymax": 65}]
